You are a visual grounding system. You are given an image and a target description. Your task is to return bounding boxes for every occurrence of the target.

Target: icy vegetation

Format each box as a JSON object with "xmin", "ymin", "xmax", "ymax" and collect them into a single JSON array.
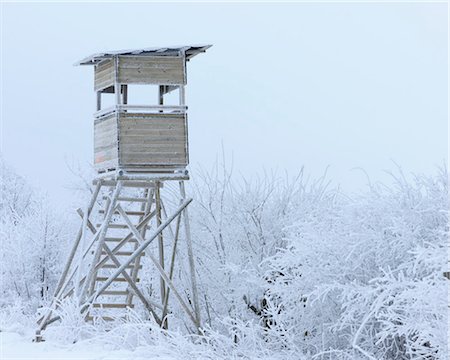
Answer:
[{"xmin": 1, "ymin": 158, "xmax": 448, "ymax": 359}]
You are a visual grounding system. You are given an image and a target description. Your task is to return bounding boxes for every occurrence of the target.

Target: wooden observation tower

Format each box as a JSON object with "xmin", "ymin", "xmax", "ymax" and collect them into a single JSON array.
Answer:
[{"xmin": 36, "ymin": 45, "xmax": 211, "ymax": 340}]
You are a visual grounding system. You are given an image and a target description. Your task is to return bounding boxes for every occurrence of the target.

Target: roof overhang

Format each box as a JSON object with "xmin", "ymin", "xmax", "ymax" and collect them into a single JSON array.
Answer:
[{"xmin": 75, "ymin": 45, "xmax": 212, "ymax": 66}]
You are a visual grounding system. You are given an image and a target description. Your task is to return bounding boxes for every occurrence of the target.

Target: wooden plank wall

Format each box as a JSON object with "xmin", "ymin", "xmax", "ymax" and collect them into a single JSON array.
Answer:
[
  {"xmin": 94, "ymin": 114, "xmax": 119, "ymax": 170},
  {"xmin": 118, "ymin": 56, "xmax": 185, "ymax": 85},
  {"xmin": 94, "ymin": 59, "xmax": 115, "ymax": 91},
  {"xmin": 118, "ymin": 113, "xmax": 187, "ymax": 167}
]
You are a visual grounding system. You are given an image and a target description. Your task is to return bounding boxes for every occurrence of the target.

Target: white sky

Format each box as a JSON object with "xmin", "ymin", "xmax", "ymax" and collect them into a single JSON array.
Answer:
[{"xmin": 1, "ymin": 2, "xmax": 448, "ymax": 203}]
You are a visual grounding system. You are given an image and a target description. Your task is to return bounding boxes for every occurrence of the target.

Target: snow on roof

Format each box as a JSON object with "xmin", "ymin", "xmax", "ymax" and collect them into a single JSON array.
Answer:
[{"xmin": 75, "ymin": 45, "xmax": 212, "ymax": 66}]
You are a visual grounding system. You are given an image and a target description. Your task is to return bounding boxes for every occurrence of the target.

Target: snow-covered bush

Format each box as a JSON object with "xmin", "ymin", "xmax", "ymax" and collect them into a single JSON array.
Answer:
[
  {"xmin": 189, "ymin": 163, "xmax": 331, "ymax": 332},
  {"xmin": 265, "ymin": 167, "xmax": 448, "ymax": 359},
  {"xmin": 0, "ymin": 159, "xmax": 73, "ymax": 314},
  {"xmin": 1, "ymin": 155, "xmax": 447, "ymax": 359}
]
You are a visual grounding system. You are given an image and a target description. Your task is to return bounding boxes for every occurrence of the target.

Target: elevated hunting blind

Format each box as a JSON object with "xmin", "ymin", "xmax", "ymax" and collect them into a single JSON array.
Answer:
[
  {"xmin": 76, "ymin": 45, "xmax": 210, "ymax": 173},
  {"xmin": 36, "ymin": 46, "xmax": 211, "ymax": 341}
]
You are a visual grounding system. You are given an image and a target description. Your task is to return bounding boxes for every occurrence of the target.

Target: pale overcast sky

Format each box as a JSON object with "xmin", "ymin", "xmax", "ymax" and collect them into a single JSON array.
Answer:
[{"xmin": 1, "ymin": 2, "xmax": 448, "ymax": 203}]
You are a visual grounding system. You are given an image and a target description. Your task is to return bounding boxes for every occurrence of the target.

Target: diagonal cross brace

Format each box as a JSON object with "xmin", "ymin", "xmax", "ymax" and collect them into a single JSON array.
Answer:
[
  {"xmin": 80, "ymin": 181, "xmax": 123, "ymax": 303},
  {"xmin": 81, "ymin": 199, "xmax": 193, "ymax": 323},
  {"xmin": 58, "ymin": 208, "xmax": 157, "ymax": 301},
  {"xmin": 116, "ymin": 203, "xmax": 198, "ymax": 327},
  {"xmin": 80, "ymin": 211, "xmax": 163, "ymax": 324}
]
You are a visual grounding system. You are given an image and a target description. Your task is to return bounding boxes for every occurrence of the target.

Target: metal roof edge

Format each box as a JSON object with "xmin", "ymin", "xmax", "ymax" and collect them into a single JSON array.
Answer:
[{"xmin": 74, "ymin": 44, "xmax": 212, "ymax": 66}]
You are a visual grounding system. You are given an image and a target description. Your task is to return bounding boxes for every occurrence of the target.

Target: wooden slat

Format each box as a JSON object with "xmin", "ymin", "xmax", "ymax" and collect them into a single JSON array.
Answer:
[
  {"xmin": 102, "ymin": 264, "xmax": 142, "ymax": 269},
  {"xmin": 100, "ymin": 290, "xmax": 129, "ymax": 296},
  {"xmin": 95, "ymin": 180, "xmax": 158, "ymax": 188},
  {"xmin": 99, "ymin": 210, "xmax": 145, "ymax": 216},
  {"xmin": 118, "ymin": 56, "xmax": 185, "ymax": 85},
  {"xmin": 96, "ymin": 276, "xmax": 140, "ymax": 282},
  {"xmin": 104, "ymin": 237, "xmax": 138, "ymax": 243},
  {"xmin": 96, "ymin": 223, "xmax": 129, "ymax": 229},
  {"xmin": 120, "ymin": 138, "xmax": 185, "ymax": 145},
  {"xmin": 117, "ymin": 197, "xmax": 149, "ymax": 203},
  {"xmin": 94, "ymin": 113, "xmax": 118, "ymax": 168},
  {"xmin": 94, "ymin": 59, "xmax": 114, "ymax": 91},
  {"xmin": 92, "ymin": 303, "xmax": 134, "ymax": 309},
  {"xmin": 100, "ymin": 251, "xmax": 143, "ymax": 256},
  {"xmin": 121, "ymin": 154, "xmax": 185, "ymax": 163}
]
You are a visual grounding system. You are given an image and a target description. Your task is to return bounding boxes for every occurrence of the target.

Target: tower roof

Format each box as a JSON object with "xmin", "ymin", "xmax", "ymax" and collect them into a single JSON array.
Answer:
[{"xmin": 75, "ymin": 45, "xmax": 212, "ymax": 66}]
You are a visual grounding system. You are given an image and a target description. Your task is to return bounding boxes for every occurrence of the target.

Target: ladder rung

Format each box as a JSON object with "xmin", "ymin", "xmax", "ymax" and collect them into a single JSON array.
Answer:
[
  {"xmin": 117, "ymin": 197, "xmax": 152, "ymax": 203},
  {"xmin": 103, "ymin": 196, "xmax": 155, "ymax": 203},
  {"xmin": 96, "ymin": 223, "xmax": 150, "ymax": 229},
  {"xmin": 92, "ymin": 303, "xmax": 134, "ymax": 309},
  {"xmin": 102, "ymin": 264, "xmax": 142, "ymax": 269},
  {"xmin": 96, "ymin": 276, "xmax": 140, "ymax": 282},
  {"xmin": 101, "ymin": 251, "xmax": 142, "ymax": 256},
  {"xmin": 105, "ymin": 237, "xmax": 138, "ymax": 243},
  {"xmin": 101, "ymin": 290, "xmax": 129, "ymax": 296},
  {"xmin": 98, "ymin": 210, "xmax": 146, "ymax": 216},
  {"xmin": 86, "ymin": 316, "xmax": 116, "ymax": 322},
  {"xmin": 107, "ymin": 224, "xmax": 129, "ymax": 229}
]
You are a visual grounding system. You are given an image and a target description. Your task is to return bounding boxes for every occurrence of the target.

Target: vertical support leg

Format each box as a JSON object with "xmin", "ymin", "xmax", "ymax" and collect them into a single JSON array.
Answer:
[
  {"xmin": 35, "ymin": 182, "xmax": 102, "ymax": 340},
  {"xmin": 114, "ymin": 55, "xmax": 121, "ymax": 106},
  {"xmin": 86, "ymin": 187, "xmax": 113, "ymax": 299},
  {"xmin": 127, "ymin": 187, "xmax": 154, "ymax": 307},
  {"xmin": 179, "ymin": 85, "xmax": 185, "ymax": 106},
  {"xmin": 179, "ymin": 181, "xmax": 201, "ymax": 329},
  {"xmin": 79, "ymin": 181, "xmax": 123, "ymax": 303},
  {"xmin": 161, "ymin": 212, "xmax": 182, "ymax": 329},
  {"xmin": 75, "ymin": 203, "xmax": 90, "ymax": 298},
  {"xmin": 96, "ymin": 91, "xmax": 101, "ymax": 111},
  {"xmin": 159, "ymin": 85, "xmax": 164, "ymax": 107},
  {"xmin": 155, "ymin": 181, "xmax": 166, "ymax": 302},
  {"xmin": 122, "ymin": 85, "xmax": 128, "ymax": 105}
]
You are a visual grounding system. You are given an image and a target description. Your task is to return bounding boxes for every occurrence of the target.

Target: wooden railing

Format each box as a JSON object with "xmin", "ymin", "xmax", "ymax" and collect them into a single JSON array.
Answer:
[{"xmin": 94, "ymin": 105, "xmax": 188, "ymax": 118}]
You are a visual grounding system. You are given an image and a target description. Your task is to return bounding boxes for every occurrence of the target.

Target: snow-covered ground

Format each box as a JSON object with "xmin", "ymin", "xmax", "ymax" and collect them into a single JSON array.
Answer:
[
  {"xmin": 1, "ymin": 160, "xmax": 448, "ymax": 359},
  {"xmin": 1, "ymin": 331, "xmax": 187, "ymax": 360},
  {"xmin": 1, "ymin": 331, "xmax": 137, "ymax": 360}
]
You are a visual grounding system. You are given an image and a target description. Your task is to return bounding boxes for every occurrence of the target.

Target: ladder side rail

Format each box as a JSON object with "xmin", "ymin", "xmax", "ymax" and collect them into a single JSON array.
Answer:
[
  {"xmin": 61, "ymin": 208, "xmax": 157, "ymax": 300},
  {"xmin": 79, "ymin": 181, "xmax": 123, "ymax": 303},
  {"xmin": 114, "ymin": 202, "xmax": 198, "ymax": 327},
  {"xmin": 180, "ymin": 181, "xmax": 201, "ymax": 328}
]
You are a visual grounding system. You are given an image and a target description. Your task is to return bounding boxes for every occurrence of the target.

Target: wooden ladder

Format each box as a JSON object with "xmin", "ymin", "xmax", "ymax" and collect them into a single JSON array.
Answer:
[
  {"xmin": 87, "ymin": 188, "xmax": 154, "ymax": 322},
  {"xmin": 35, "ymin": 177, "xmax": 200, "ymax": 341}
]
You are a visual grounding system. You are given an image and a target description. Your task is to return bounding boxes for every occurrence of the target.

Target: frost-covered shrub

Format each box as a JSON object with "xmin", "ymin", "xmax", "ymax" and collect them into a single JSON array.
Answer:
[
  {"xmin": 265, "ymin": 168, "xmax": 448, "ymax": 359},
  {"xmin": 189, "ymin": 163, "xmax": 331, "ymax": 333},
  {"xmin": 1, "ymin": 155, "xmax": 447, "ymax": 359},
  {"xmin": 74, "ymin": 309, "xmax": 298, "ymax": 359},
  {"xmin": 0, "ymin": 159, "xmax": 73, "ymax": 314}
]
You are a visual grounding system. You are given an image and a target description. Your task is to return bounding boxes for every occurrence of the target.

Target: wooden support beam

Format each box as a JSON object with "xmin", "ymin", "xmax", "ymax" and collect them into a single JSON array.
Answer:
[
  {"xmin": 162, "ymin": 212, "xmax": 182, "ymax": 328},
  {"xmin": 115, "ymin": 201, "xmax": 198, "ymax": 327},
  {"xmin": 99, "ymin": 242, "xmax": 162, "ymax": 324},
  {"xmin": 80, "ymin": 181, "xmax": 123, "ymax": 303},
  {"xmin": 96, "ymin": 91, "xmax": 101, "ymax": 111},
  {"xmin": 36, "ymin": 182, "xmax": 102, "ymax": 333},
  {"xmin": 122, "ymin": 84, "xmax": 128, "ymax": 105},
  {"xmin": 61, "ymin": 208, "xmax": 157, "ymax": 300},
  {"xmin": 155, "ymin": 182, "xmax": 166, "ymax": 302},
  {"xmin": 180, "ymin": 181, "xmax": 201, "ymax": 328},
  {"xmin": 114, "ymin": 56, "xmax": 121, "ymax": 105},
  {"xmin": 127, "ymin": 188, "xmax": 154, "ymax": 307},
  {"xmin": 80, "ymin": 210, "xmax": 162, "ymax": 322},
  {"xmin": 81, "ymin": 199, "xmax": 192, "ymax": 323}
]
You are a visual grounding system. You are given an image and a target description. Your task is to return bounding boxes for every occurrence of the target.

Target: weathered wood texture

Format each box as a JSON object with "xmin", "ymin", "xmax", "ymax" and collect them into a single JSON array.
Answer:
[
  {"xmin": 94, "ymin": 60, "xmax": 115, "ymax": 91},
  {"xmin": 94, "ymin": 56, "xmax": 185, "ymax": 91},
  {"xmin": 119, "ymin": 113, "xmax": 188, "ymax": 168},
  {"xmin": 94, "ymin": 112, "xmax": 188, "ymax": 172},
  {"xmin": 94, "ymin": 114, "xmax": 119, "ymax": 170},
  {"xmin": 118, "ymin": 56, "xmax": 185, "ymax": 85}
]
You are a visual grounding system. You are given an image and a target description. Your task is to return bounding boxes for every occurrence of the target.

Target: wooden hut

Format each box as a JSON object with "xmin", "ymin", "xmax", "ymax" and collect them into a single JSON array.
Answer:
[{"xmin": 75, "ymin": 45, "xmax": 211, "ymax": 174}]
